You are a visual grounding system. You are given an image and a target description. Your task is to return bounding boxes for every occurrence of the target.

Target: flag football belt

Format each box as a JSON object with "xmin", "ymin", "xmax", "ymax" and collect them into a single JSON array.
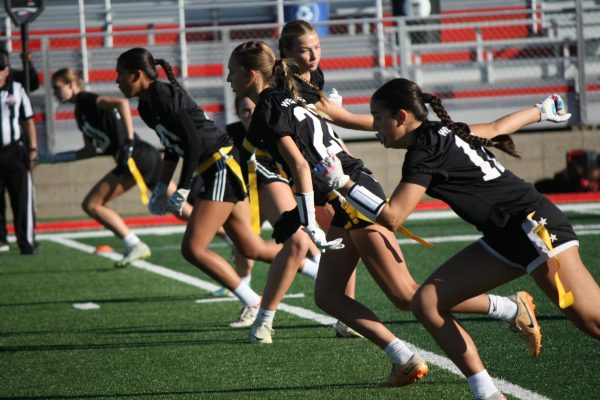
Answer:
[
  {"xmin": 196, "ymin": 145, "xmax": 247, "ymax": 194},
  {"xmin": 522, "ymin": 211, "xmax": 573, "ymax": 309},
  {"xmin": 242, "ymin": 137, "xmax": 267, "ymax": 234},
  {"xmin": 126, "ymin": 157, "xmax": 150, "ymax": 205},
  {"xmin": 327, "ymin": 191, "xmax": 433, "ymax": 248}
]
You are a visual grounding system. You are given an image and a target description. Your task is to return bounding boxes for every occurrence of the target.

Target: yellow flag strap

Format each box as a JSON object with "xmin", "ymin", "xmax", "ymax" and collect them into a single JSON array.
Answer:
[
  {"xmin": 328, "ymin": 191, "xmax": 433, "ymax": 248},
  {"xmin": 242, "ymin": 138, "xmax": 272, "ymax": 159},
  {"xmin": 196, "ymin": 145, "xmax": 248, "ymax": 193},
  {"xmin": 247, "ymin": 156, "xmax": 261, "ymax": 234},
  {"xmin": 526, "ymin": 211, "xmax": 574, "ymax": 309},
  {"xmin": 127, "ymin": 157, "xmax": 149, "ymax": 205}
]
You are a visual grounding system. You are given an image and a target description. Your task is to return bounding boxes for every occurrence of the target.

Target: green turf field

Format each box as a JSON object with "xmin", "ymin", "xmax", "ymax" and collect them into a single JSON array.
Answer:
[{"xmin": 1, "ymin": 208, "xmax": 599, "ymax": 399}]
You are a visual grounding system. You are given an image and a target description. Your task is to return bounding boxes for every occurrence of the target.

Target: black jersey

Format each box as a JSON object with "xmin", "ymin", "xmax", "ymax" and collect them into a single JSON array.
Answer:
[
  {"xmin": 401, "ymin": 120, "xmax": 542, "ymax": 231},
  {"xmin": 75, "ymin": 91, "xmax": 132, "ymax": 157},
  {"xmin": 137, "ymin": 80, "xmax": 231, "ymax": 189},
  {"xmin": 247, "ymin": 87, "xmax": 363, "ymax": 205},
  {"xmin": 226, "ymin": 121, "xmax": 250, "ymax": 177}
]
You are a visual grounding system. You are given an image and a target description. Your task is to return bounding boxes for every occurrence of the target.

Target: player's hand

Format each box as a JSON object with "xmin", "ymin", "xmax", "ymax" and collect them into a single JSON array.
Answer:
[
  {"xmin": 148, "ymin": 181, "xmax": 168, "ymax": 215},
  {"xmin": 117, "ymin": 139, "xmax": 134, "ymax": 167},
  {"xmin": 314, "ymin": 151, "xmax": 350, "ymax": 190},
  {"xmin": 303, "ymin": 224, "xmax": 344, "ymax": 252},
  {"xmin": 536, "ymin": 94, "xmax": 571, "ymax": 123},
  {"xmin": 328, "ymin": 88, "xmax": 343, "ymax": 107},
  {"xmin": 272, "ymin": 207, "xmax": 302, "ymax": 244},
  {"xmin": 167, "ymin": 188, "xmax": 190, "ymax": 216}
]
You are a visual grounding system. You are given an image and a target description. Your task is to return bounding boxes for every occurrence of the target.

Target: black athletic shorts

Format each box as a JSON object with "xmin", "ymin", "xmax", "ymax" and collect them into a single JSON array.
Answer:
[
  {"xmin": 112, "ymin": 140, "xmax": 161, "ymax": 188},
  {"xmin": 254, "ymin": 157, "xmax": 289, "ymax": 187},
  {"xmin": 328, "ymin": 170, "xmax": 384, "ymax": 231},
  {"xmin": 479, "ymin": 196, "xmax": 579, "ymax": 273},
  {"xmin": 195, "ymin": 149, "xmax": 247, "ymax": 203}
]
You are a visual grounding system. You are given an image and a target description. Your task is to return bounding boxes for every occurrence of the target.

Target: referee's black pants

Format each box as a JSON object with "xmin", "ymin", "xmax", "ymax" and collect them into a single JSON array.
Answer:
[{"xmin": 0, "ymin": 143, "xmax": 36, "ymax": 254}]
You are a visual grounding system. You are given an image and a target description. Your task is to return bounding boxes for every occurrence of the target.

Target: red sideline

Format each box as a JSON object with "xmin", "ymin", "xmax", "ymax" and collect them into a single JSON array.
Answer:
[{"xmin": 8, "ymin": 192, "xmax": 600, "ymax": 234}]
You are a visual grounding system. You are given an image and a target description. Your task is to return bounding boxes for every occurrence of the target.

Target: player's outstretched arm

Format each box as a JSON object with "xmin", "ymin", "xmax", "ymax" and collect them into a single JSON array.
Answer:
[{"xmin": 470, "ymin": 94, "xmax": 571, "ymax": 140}]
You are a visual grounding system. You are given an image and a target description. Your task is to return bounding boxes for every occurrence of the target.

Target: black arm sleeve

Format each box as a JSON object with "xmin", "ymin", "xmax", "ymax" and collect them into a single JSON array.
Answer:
[{"xmin": 176, "ymin": 110, "xmax": 205, "ymax": 190}]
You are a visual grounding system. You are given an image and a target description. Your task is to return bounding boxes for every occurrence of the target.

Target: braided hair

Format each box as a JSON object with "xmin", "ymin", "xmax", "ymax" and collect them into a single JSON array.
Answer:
[
  {"xmin": 372, "ymin": 78, "xmax": 520, "ymax": 158},
  {"xmin": 117, "ymin": 47, "xmax": 184, "ymax": 90},
  {"xmin": 230, "ymin": 40, "xmax": 305, "ymax": 107}
]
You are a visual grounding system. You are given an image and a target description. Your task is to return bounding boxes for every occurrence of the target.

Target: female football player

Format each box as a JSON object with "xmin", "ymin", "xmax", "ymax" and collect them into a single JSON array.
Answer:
[
  {"xmin": 315, "ymin": 77, "xmax": 600, "ymax": 399},
  {"xmin": 210, "ymin": 96, "xmax": 322, "ymax": 298},
  {"xmin": 115, "ymin": 48, "xmax": 283, "ymax": 326},
  {"xmin": 43, "ymin": 67, "xmax": 191, "ymax": 268},
  {"xmin": 227, "ymin": 41, "xmax": 538, "ymax": 387}
]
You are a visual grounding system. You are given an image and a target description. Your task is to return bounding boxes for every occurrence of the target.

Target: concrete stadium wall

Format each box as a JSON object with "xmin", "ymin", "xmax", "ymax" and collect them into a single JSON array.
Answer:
[{"xmin": 19, "ymin": 126, "xmax": 600, "ymax": 221}]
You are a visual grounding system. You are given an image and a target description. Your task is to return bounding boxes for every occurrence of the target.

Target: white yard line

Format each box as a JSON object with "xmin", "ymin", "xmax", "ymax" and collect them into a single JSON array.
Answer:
[{"xmin": 46, "ymin": 233, "xmax": 553, "ymax": 400}]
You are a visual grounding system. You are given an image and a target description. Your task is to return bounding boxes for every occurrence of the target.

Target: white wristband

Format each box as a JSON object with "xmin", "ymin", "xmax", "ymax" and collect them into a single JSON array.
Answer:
[
  {"xmin": 295, "ymin": 192, "xmax": 317, "ymax": 227},
  {"xmin": 347, "ymin": 184, "xmax": 386, "ymax": 221}
]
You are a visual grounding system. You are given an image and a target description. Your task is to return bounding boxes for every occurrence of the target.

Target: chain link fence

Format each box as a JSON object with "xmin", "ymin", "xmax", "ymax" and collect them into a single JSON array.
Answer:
[{"xmin": 0, "ymin": 0, "xmax": 598, "ymax": 153}]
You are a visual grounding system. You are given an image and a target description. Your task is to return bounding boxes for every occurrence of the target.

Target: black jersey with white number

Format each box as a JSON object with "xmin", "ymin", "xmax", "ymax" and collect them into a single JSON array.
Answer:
[
  {"xmin": 247, "ymin": 87, "xmax": 363, "ymax": 205},
  {"xmin": 137, "ymin": 80, "xmax": 231, "ymax": 189},
  {"xmin": 75, "ymin": 91, "xmax": 131, "ymax": 156},
  {"xmin": 401, "ymin": 120, "xmax": 542, "ymax": 231}
]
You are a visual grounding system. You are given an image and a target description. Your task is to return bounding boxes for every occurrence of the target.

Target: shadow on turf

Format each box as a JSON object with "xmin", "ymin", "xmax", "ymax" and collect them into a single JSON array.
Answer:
[
  {"xmin": 0, "ymin": 294, "xmax": 202, "ymax": 308},
  {"xmin": 0, "ymin": 381, "xmax": 423, "ymax": 399}
]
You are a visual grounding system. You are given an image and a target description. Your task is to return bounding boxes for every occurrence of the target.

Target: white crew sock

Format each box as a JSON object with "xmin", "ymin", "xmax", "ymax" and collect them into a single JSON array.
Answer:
[
  {"xmin": 308, "ymin": 251, "xmax": 321, "ymax": 265},
  {"xmin": 467, "ymin": 369, "xmax": 498, "ymax": 399},
  {"xmin": 123, "ymin": 232, "xmax": 141, "ymax": 248},
  {"xmin": 384, "ymin": 338, "xmax": 414, "ymax": 365},
  {"xmin": 232, "ymin": 281, "xmax": 261, "ymax": 307},
  {"xmin": 300, "ymin": 258, "xmax": 319, "ymax": 280},
  {"xmin": 255, "ymin": 307, "xmax": 276, "ymax": 324},
  {"xmin": 487, "ymin": 294, "xmax": 518, "ymax": 322},
  {"xmin": 240, "ymin": 275, "xmax": 252, "ymax": 285}
]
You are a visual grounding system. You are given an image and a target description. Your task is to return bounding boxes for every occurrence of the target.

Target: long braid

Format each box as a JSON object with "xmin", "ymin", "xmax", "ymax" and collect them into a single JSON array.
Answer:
[
  {"xmin": 155, "ymin": 58, "xmax": 184, "ymax": 90},
  {"xmin": 425, "ymin": 93, "xmax": 520, "ymax": 158}
]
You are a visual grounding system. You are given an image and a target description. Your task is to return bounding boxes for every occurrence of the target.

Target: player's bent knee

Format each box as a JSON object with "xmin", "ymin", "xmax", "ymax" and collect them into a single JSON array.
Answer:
[{"xmin": 411, "ymin": 285, "xmax": 438, "ymax": 322}]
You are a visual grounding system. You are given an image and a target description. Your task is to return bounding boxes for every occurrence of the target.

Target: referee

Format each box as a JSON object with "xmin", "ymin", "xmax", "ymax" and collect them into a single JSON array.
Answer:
[{"xmin": 0, "ymin": 50, "xmax": 37, "ymax": 254}]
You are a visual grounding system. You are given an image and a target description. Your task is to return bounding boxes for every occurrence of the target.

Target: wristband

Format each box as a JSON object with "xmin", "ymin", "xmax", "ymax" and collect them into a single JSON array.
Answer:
[
  {"xmin": 347, "ymin": 184, "xmax": 386, "ymax": 221},
  {"xmin": 294, "ymin": 192, "xmax": 317, "ymax": 227}
]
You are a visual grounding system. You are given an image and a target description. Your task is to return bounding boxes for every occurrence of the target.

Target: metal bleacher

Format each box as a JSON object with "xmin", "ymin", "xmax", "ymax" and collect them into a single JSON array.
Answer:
[{"xmin": 1, "ymin": 0, "xmax": 598, "ymax": 152}]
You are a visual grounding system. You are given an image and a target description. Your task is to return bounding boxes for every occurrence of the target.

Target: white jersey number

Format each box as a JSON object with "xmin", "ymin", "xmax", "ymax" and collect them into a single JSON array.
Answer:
[
  {"xmin": 293, "ymin": 107, "xmax": 343, "ymax": 158},
  {"xmin": 454, "ymin": 135, "xmax": 505, "ymax": 181}
]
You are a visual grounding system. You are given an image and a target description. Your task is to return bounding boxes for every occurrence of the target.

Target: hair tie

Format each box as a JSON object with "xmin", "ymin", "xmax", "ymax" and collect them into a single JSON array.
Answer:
[{"xmin": 422, "ymin": 93, "xmax": 434, "ymax": 103}]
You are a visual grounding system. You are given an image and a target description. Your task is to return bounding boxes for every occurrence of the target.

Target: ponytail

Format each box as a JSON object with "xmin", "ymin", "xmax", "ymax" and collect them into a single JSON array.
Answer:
[
  {"xmin": 272, "ymin": 58, "xmax": 305, "ymax": 107},
  {"xmin": 117, "ymin": 47, "xmax": 185, "ymax": 91}
]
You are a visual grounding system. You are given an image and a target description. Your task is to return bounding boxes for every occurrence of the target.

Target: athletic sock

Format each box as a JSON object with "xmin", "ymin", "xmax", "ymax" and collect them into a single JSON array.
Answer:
[
  {"xmin": 300, "ymin": 258, "xmax": 319, "ymax": 280},
  {"xmin": 467, "ymin": 369, "xmax": 498, "ymax": 399},
  {"xmin": 384, "ymin": 338, "xmax": 414, "ymax": 365},
  {"xmin": 487, "ymin": 294, "xmax": 518, "ymax": 322},
  {"xmin": 232, "ymin": 281, "xmax": 261, "ymax": 307},
  {"xmin": 240, "ymin": 275, "xmax": 252, "ymax": 285},
  {"xmin": 123, "ymin": 232, "xmax": 141, "ymax": 248},
  {"xmin": 255, "ymin": 307, "xmax": 276, "ymax": 324}
]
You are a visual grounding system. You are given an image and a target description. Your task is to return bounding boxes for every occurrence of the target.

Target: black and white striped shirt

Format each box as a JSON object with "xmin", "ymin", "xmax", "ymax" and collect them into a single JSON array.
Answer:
[{"xmin": 0, "ymin": 78, "xmax": 34, "ymax": 148}]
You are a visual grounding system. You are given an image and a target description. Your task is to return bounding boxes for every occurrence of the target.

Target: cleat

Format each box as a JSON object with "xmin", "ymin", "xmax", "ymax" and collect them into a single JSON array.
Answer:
[
  {"xmin": 229, "ymin": 304, "xmax": 259, "ymax": 328},
  {"xmin": 510, "ymin": 291, "xmax": 542, "ymax": 357},
  {"xmin": 0, "ymin": 240, "xmax": 9, "ymax": 252},
  {"xmin": 335, "ymin": 320, "xmax": 363, "ymax": 338},
  {"xmin": 210, "ymin": 287, "xmax": 234, "ymax": 298},
  {"xmin": 115, "ymin": 242, "xmax": 151, "ymax": 268},
  {"xmin": 249, "ymin": 321, "xmax": 273, "ymax": 344},
  {"xmin": 474, "ymin": 391, "xmax": 507, "ymax": 400},
  {"xmin": 386, "ymin": 354, "xmax": 429, "ymax": 387}
]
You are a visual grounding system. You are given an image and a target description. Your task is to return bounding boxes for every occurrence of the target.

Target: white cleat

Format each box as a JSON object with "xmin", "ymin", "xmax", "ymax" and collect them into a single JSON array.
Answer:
[
  {"xmin": 115, "ymin": 242, "xmax": 151, "ymax": 268},
  {"xmin": 229, "ymin": 304, "xmax": 259, "ymax": 328},
  {"xmin": 249, "ymin": 321, "xmax": 273, "ymax": 344}
]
